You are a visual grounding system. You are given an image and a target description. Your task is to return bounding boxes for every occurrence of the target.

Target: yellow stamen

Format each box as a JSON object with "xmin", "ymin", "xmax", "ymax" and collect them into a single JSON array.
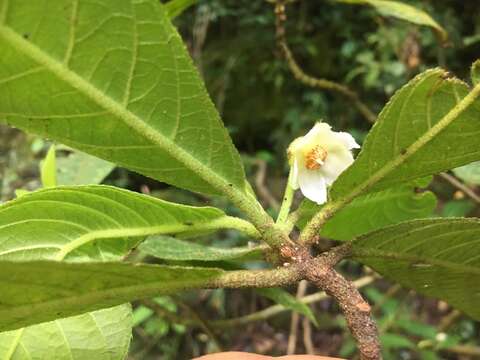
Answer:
[{"xmin": 305, "ymin": 146, "xmax": 328, "ymax": 170}]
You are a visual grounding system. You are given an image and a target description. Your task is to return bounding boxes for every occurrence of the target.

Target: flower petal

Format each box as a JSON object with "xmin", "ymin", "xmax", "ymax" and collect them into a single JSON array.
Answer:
[
  {"xmin": 320, "ymin": 151, "xmax": 354, "ymax": 185},
  {"xmin": 334, "ymin": 132, "xmax": 360, "ymax": 149},
  {"xmin": 298, "ymin": 168, "xmax": 328, "ymax": 205}
]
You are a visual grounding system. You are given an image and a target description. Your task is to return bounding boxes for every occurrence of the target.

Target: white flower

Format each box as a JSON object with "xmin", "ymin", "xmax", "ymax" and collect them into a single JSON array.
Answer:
[{"xmin": 287, "ymin": 122, "xmax": 360, "ymax": 205}]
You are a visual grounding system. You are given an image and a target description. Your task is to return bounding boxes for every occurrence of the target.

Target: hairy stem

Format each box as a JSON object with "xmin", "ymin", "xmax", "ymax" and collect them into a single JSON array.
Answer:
[
  {"xmin": 299, "ymin": 245, "xmax": 382, "ymax": 360},
  {"xmin": 211, "ymin": 276, "xmax": 375, "ymax": 328},
  {"xmin": 276, "ymin": 169, "xmax": 296, "ymax": 225}
]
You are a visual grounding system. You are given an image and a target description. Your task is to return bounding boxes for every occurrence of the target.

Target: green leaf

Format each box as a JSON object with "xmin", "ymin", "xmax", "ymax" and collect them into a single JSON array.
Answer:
[
  {"xmin": 296, "ymin": 183, "xmax": 436, "ymax": 241},
  {"xmin": 0, "ymin": 304, "xmax": 132, "ymax": 360},
  {"xmin": 132, "ymin": 305, "xmax": 154, "ymax": 326},
  {"xmin": 351, "ymin": 218, "xmax": 480, "ymax": 321},
  {"xmin": 472, "ymin": 59, "xmax": 480, "ymax": 85},
  {"xmin": 441, "ymin": 200, "xmax": 475, "ymax": 217},
  {"xmin": 336, "ymin": 0, "xmax": 447, "ymax": 42},
  {"xmin": 0, "ymin": 185, "xmax": 231, "ymax": 262},
  {"xmin": 57, "ymin": 150, "xmax": 115, "ymax": 186},
  {"xmin": 139, "ymin": 235, "xmax": 264, "ymax": 261},
  {"xmin": 40, "ymin": 144, "xmax": 57, "ymax": 188},
  {"xmin": 165, "ymin": 0, "xmax": 197, "ymax": 19},
  {"xmin": 0, "ymin": 260, "xmax": 222, "ymax": 331},
  {"xmin": 453, "ymin": 162, "xmax": 480, "ymax": 185},
  {"xmin": 0, "ymin": 0, "xmax": 246, "ymax": 196},
  {"xmin": 256, "ymin": 288, "xmax": 318, "ymax": 326},
  {"xmin": 380, "ymin": 333, "xmax": 415, "ymax": 350},
  {"xmin": 330, "ymin": 69, "xmax": 480, "ymax": 203}
]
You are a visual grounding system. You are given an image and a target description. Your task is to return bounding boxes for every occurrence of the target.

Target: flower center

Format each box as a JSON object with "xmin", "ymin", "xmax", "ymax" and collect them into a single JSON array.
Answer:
[{"xmin": 305, "ymin": 145, "xmax": 328, "ymax": 170}]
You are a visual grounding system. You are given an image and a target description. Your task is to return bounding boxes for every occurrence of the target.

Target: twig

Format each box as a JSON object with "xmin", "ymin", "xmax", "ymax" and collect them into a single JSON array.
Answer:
[
  {"xmin": 438, "ymin": 309, "xmax": 462, "ymax": 332},
  {"xmin": 302, "ymin": 313, "xmax": 316, "ymax": 355},
  {"xmin": 273, "ymin": 0, "xmax": 377, "ymax": 124},
  {"xmin": 178, "ymin": 300, "xmax": 224, "ymax": 352},
  {"xmin": 439, "ymin": 172, "xmax": 480, "ymax": 204},
  {"xmin": 442, "ymin": 344, "xmax": 480, "ymax": 357},
  {"xmin": 254, "ymin": 159, "xmax": 280, "ymax": 210},
  {"xmin": 287, "ymin": 280, "xmax": 308, "ymax": 354}
]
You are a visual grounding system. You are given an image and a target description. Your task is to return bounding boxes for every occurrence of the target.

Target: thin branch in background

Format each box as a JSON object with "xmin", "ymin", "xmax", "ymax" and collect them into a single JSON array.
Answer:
[
  {"xmin": 438, "ymin": 308, "xmax": 462, "ymax": 332},
  {"xmin": 273, "ymin": 0, "xmax": 377, "ymax": 124},
  {"xmin": 302, "ymin": 315, "xmax": 316, "ymax": 355},
  {"xmin": 192, "ymin": 4, "xmax": 213, "ymax": 73},
  {"xmin": 177, "ymin": 300, "xmax": 224, "ymax": 352},
  {"xmin": 287, "ymin": 279, "xmax": 308, "ymax": 354},
  {"xmin": 254, "ymin": 159, "xmax": 280, "ymax": 210},
  {"xmin": 439, "ymin": 172, "xmax": 480, "ymax": 204}
]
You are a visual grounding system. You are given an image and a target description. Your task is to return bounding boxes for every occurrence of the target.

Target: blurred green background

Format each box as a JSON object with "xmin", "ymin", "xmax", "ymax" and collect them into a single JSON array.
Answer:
[{"xmin": 1, "ymin": 0, "xmax": 480, "ymax": 359}]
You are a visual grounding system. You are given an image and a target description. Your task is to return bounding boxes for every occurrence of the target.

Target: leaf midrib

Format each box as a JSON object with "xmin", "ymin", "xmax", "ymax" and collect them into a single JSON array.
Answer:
[{"xmin": 0, "ymin": 23, "xmax": 235, "ymax": 197}]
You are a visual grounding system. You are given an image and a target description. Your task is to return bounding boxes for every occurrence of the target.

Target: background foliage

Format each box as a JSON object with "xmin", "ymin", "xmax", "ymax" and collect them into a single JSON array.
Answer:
[{"xmin": 1, "ymin": 0, "xmax": 480, "ymax": 358}]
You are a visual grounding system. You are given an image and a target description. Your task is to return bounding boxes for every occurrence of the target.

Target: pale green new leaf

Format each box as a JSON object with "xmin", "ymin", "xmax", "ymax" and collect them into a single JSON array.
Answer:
[
  {"xmin": 351, "ymin": 218, "xmax": 480, "ymax": 320},
  {"xmin": 165, "ymin": 0, "xmax": 198, "ymax": 19},
  {"xmin": 0, "ymin": 0, "xmax": 246, "ymax": 196},
  {"xmin": 57, "ymin": 150, "xmax": 115, "ymax": 186},
  {"xmin": 140, "ymin": 235, "xmax": 264, "ymax": 261},
  {"xmin": 0, "ymin": 261, "xmax": 222, "ymax": 331},
  {"xmin": 297, "ymin": 183, "xmax": 436, "ymax": 241},
  {"xmin": 0, "ymin": 305, "xmax": 132, "ymax": 360},
  {"xmin": 40, "ymin": 144, "xmax": 57, "ymax": 188},
  {"xmin": 330, "ymin": 69, "xmax": 480, "ymax": 202},
  {"xmin": 256, "ymin": 288, "xmax": 318, "ymax": 326},
  {"xmin": 452, "ymin": 162, "xmax": 480, "ymax": 185},
  {"xmin": 0, "ymin": 185, "xmax": 230, "ymax": 262},
  {"xmin": 336, "ymin": 0, "xmax": 447, "ymax": 42}
]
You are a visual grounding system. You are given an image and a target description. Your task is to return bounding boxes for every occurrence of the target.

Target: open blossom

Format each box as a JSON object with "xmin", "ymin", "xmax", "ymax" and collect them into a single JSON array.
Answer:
[{"xmin": 287, "ymin": 122, "xmax": 360, "ymax": 205}]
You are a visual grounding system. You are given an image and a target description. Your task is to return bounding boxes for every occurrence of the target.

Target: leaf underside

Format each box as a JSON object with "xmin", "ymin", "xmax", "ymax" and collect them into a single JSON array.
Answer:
[
  {"xmin": 0, "ymin": 260, "xmax": 222, "ymax": 331},
  {"xmin": 352, "ymin": 218, "xmax": 480, "ymax": 320},
  {"xmin": 297, "ymin": 182, "xmax": 436, "ymax": 241},
  {"xmin": 331, "ymin": 69, "xmax": 480, "ymax": 201},
  {"xmin": 0, "ymin": 0, "xmax": 245, "ymax": 195},
  {"xmin": 139, "ymin": 235, "xmax": 263, "ymax": 261},
  {"xmin": 0, "ymin": 185, "xmax": 225, "ymax": 262}
]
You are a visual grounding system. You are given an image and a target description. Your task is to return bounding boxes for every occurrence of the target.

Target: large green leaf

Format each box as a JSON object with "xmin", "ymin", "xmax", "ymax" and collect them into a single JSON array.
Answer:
[
  {"xmin": 0, "ymin": 185, "xmax": 233, "ymax": 262},
  {"xmin": 0, "ymin": 261, "xmax": 222, "ymax": 331},
  {"xmin": 0, "ymin": 304, "xmax": 132, "ymax": 360},
  {"xmin": 296, "ymin": 183, "xmax": 436, "ymax": 241},
  {"xmin": 336, "ymin": 0, "xmax": 447, "ymax": 42},
  {"xmin": 351, "ymin": 218, "xmax": 480, "ymax": 320},
  {"xmin": 330, "ymin": 69, "xmax": 480, "ymax": 202},
  {"xmin": 139, "ymin": 235, "xmax": 264, "ymax": 261},
  {"xmin": 0, "ymin": 0, "xmax": 246, "ymax": 196}
]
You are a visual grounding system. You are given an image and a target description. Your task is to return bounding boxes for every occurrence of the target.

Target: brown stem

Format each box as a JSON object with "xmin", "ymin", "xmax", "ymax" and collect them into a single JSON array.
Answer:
[
  {"xmin": 273, "ymin": 1, "xmax": 377, "ymax": 124},
  {"xmin": 298, "ymin": 244, "xmax": 382, "ymax": 360}
]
